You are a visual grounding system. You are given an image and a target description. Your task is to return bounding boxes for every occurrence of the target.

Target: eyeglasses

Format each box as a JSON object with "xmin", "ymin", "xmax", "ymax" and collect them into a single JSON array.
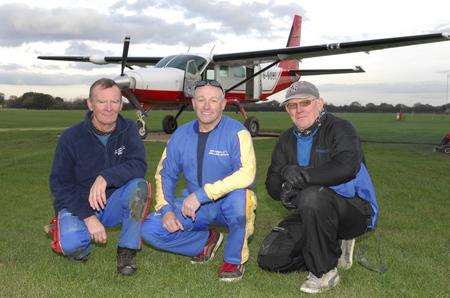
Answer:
[
  {"xmin": 194, "ymin": 79, "xmax": 224, "ymax": 92},
  {"xmin": 286, "ymin": 100, "xmax": 314, "ymax": 110}
]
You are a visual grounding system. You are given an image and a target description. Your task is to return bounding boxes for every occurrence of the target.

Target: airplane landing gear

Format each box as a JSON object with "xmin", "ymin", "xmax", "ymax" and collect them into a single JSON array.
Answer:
[
  {"xmin": 162, "ymin": 104, "xmax": 188, "ymax": 134},
  {"xmin": 234, "ymin": 101, "xmax": 259, "ymax": 137},
  {"xmin": 136, "ymin": 110, "xmax": 148, "ymax": 139},
  {"xmin": 244, "ymin": 116, "xmax": 259, "ymax": 137},
  {"xmin": 162, "ymin": 115, "xmax": 177, "ymax": 134}
]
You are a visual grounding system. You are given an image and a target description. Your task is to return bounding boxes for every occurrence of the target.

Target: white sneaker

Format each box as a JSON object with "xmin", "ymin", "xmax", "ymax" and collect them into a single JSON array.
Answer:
[
  {"xmin": 338, "ymin": 239, "xmax": 355, "ymax": 270},
  {"xmin": 300, "ymin": 268, "xmax": 340, "ymax": 294}
]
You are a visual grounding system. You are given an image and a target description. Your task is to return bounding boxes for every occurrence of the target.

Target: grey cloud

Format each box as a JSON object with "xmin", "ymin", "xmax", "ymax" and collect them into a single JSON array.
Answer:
[
  {"xmin": 0, "ymin": 70, "xmax": 111, "ymax": 85},
  {"xmin": 319, "ymin": 81, "xmax": 445, "ymax": 94},
  {"xmin": 65, "ymin": 41, "xmax": 114, "ymax": 56},
  {"xmin": 431, "ymin": 22, "xmax": 450, "ymax": 33},
  {"xmin": 111, "ymin": 0, "xmax": 306, "ymax": 35},
  {"xmin": 0, "ymin": 63, "xmax": 25, "ymax": 71},
  {"xmin": 0, "ymin": 3, "xmax": 214, "ymax": 46}
]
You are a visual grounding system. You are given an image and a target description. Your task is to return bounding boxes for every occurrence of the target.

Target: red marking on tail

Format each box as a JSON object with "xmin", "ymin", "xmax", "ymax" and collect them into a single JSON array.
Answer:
[{"xmin": 279, "ymin": 15, "xmax": 301, "ymax": 71}]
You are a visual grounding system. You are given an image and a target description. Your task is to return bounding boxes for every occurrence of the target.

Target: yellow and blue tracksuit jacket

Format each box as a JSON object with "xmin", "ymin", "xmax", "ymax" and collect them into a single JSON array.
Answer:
[{"xmin": 142, "ymin": 115, "xmax": 256, "ymax": 264}]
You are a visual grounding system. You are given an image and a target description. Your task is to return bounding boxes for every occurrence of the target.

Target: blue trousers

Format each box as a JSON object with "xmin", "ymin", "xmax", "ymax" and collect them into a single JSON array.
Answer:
[
  {"xmin": 54, "ymin": 178, "xmax": 148, "ymax": 258},
  {"xmin": 141, "ymin": 189, "xmax": 256, "ymax": 265}
]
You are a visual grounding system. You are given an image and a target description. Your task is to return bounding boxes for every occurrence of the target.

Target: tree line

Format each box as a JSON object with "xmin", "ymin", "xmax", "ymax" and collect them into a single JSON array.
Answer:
[{"xmin": 1, "ymin": 91, "xmax": 449, "ymax": 113}]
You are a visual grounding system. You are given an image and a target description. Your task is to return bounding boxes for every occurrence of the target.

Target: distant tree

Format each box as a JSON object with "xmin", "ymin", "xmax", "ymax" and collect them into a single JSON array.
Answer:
[
  {"xmin": 379, "ymin": 102, "xmax": 395, "ymax": 112},
  {"xmin": 365, "ymin": 103, "xmax": 377, "ymax": 112},
  {"xmin": 0, "ymin": 92, "xmax": 4, "ymax": 105},
  {"xmin": 349, "ymin": 101, "xmax": 363, "ymax": 112},
  {"xmin": 21, "ymin": 92, "xmax": 55, "ymax": 109}
]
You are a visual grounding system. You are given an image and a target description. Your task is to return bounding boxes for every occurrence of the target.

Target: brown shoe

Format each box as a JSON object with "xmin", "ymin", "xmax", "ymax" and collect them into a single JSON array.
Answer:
[
  {"xmin": 117, "ymin": 247, "xmax": 138, "ymax": 276},
  {"xmin": 219, "ymin": 262, "xmax": 245, "ymax": 282},
  {"xmin": 191, "ymin": 229, "xmax": 223, "ymax": 264}
]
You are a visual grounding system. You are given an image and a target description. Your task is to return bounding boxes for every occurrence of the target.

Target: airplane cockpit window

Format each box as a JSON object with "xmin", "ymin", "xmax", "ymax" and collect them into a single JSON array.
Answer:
[
  {"xmin": 162, "ymin": 55, "xmax": 207, "ymax": 73},
  {"xmin": 155, "ymin": 55, "xmax": 176, "ymax": 68}
]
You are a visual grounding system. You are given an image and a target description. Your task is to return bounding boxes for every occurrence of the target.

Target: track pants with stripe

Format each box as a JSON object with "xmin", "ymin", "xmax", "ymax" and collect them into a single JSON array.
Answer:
[
  {"xmin": 52, "ymin": 178, "xmax": 148, "ymax": 258},
  {"xmin": 141, "ymin": 189, "xmax": 256, "ymax": 265}
]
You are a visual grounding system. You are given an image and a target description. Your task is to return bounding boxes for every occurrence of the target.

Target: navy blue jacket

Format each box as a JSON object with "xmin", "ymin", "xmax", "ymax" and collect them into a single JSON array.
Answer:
[{"xmin": 49, "ymin": 112, "xmax": 147, "ymax": 220}]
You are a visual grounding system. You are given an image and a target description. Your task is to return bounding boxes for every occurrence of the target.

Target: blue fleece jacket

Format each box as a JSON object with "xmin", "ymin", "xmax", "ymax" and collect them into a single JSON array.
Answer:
[{"xmin": 49, "ymin": 112, "xmax": 147, "ymax": 220}]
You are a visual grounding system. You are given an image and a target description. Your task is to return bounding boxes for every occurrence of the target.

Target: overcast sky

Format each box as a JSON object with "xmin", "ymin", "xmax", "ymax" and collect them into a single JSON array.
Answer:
[{"xmin": 0, "ymin": 0, "xmax": 449, "ymax": 105}]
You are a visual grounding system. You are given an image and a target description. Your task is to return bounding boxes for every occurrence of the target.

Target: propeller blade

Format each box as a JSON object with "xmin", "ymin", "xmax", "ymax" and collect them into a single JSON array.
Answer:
[{"xmin": 121, "ymin": 36, "xmax": 130, "ymax": 76}]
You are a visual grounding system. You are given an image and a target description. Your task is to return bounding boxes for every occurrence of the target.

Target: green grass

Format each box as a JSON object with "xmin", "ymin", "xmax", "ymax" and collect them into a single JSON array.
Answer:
[{"xmin": 0, "ymin": 109, "xmax": 449, "ymax": 297}]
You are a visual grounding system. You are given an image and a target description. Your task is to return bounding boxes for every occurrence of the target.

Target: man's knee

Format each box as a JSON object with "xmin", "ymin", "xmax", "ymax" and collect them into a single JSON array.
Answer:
[
  {"xmin": 296, "ymin": 186, "xmax": 330, "ymax": 211},
  {"xmin": 60, "ymin": 230, "xmax": 89, "ymax": 257},
  {"xmin": 123, "ymin": 178, "xmax": 148, "ymax": 221}
]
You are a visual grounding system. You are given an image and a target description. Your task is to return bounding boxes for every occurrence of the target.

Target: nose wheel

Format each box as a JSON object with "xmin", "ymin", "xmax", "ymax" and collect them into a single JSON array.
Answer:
[{"xmin": 136, "ymin": 110, "xmax": 148, "ymax": 139}]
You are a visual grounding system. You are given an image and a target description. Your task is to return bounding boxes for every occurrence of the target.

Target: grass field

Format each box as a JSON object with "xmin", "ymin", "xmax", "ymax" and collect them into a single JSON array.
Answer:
[{"xmin": 0, "ymin": 109, "xmax": 449, "ymax": 297}]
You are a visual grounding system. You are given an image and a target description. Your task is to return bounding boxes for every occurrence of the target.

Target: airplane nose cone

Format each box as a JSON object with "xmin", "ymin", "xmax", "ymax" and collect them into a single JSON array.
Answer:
[{"xmin": 114, "ymin": 75, "xmax": 131, "ymax": 89}]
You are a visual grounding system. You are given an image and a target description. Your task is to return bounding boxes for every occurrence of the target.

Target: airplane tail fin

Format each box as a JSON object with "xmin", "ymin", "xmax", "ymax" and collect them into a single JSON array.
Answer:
[{"xmin": 279, "ymin": 15, "xmax": 301, "ymax": 71}]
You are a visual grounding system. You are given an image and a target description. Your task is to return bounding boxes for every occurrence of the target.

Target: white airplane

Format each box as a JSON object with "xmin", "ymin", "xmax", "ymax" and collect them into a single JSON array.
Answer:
[{"xmin": 39, "ymin": 15, "xmax": 450, "ymax": 138}]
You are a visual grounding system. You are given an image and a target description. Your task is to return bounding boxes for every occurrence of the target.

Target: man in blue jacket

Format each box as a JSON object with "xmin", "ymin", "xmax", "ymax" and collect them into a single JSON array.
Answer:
[
  {"xmin": 48, "ymin": 78, "xmax": 149, "ymax": 276},
  {"xmin": 141, "ymin": 80, "xmax": 257, "ymax": 282},
  {"xmin": 258, "ymin": 81, "xmax": 378, "ymax": 293}
]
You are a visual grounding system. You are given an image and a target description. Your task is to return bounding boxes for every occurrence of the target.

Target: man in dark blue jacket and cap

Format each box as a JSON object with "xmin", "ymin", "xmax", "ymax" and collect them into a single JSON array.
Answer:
[
  {"xmin": 48, "ymin": 78, "xmax": 149, "ymax": 276},
  {"xmin": 258, "ymin": 81, "xmax": 378, "ymax": 294}
]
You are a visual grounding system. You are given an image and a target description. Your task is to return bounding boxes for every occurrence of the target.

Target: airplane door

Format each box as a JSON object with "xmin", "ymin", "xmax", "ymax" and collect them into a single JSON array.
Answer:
[{"xmin": 183, "ymin": 60, "xmax": 201, "ymax": 98}]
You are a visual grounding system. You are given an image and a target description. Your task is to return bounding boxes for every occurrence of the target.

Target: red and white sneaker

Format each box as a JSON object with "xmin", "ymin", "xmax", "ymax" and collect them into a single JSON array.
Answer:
[
  {"xmin": 218, "ymin": 262, "xmax": 245, "ymax": 282},
  {"xmin": 191, "ymin": 229, "xmax": 223, "ymax": 264}
]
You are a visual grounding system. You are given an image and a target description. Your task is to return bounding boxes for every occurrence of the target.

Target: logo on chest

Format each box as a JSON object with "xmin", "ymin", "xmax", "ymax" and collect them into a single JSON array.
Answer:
[
  {"xmin": 114, "ymin": 145, "xmax": 126, "ymax": 156},
  {"xmin": 208, "ymin": 149, "xmax": 229, "ymax": 157}
]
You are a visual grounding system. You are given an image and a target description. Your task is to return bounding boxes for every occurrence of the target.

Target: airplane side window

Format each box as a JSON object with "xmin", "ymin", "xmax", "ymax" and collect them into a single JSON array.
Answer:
[
  {"xmin": 219, "ymin": 66, "xmax": 229, "ymax": 77},
  {"xmin": 232, "ymin": 66, "xmax": 245, "ymax": 78}
]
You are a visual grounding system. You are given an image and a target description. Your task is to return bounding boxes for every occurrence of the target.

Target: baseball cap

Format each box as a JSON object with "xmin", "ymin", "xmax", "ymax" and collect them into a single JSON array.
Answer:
[{"xmin": 282, "ymin": 81, "xmax": 320, "ymax": 105}]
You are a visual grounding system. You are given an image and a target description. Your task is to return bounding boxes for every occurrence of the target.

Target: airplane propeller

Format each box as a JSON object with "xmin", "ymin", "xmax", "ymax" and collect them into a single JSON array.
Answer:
[
  {"xmin": 115, "ymin": 36, "xmax": 146, "ymax": 115},
  {"xmin": 121, "ymin": 36, "xmax": 130, "ymax": 76}
]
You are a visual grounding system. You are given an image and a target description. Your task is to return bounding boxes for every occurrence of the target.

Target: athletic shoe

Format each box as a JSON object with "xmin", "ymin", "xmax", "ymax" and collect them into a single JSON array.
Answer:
[
  {"xmin": 300, "ymin": 268, "xmax": 340, "ymax": 294},
  {"xmin": 117, "ymin": 247, "xmax": 138, "ymax": 276},
  {"xmin": 191, "ymin": 229, "xmax": 223, "ymax": 264},
  {"xmin": 338, "ymin": 239, "xmax": 355, "ymax": 270},
  {"xmin": 218, "ymin": 262, "xmax": 245, "ymax": 282}
]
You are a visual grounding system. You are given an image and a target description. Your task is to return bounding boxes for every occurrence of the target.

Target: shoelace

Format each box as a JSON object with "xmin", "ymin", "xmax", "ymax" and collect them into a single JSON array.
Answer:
[{"xmin": 220, "ymin": 262, "xmax": 238, "ymax": 272}]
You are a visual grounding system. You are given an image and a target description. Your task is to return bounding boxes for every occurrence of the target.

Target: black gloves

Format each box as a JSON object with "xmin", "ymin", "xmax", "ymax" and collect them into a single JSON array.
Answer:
[
  {"xmin": 280, "ymin": 181, "xmax": 298, "ymax": 209},
  {"xmin": 281, "ymin": 165, "xmax": 310, "ymax": 189}
]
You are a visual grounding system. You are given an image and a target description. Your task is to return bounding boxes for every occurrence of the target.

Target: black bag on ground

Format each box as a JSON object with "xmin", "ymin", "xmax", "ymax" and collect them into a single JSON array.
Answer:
[{"xmin": 257, "ymin": 213, "xmax": 306, "ymax": 273}]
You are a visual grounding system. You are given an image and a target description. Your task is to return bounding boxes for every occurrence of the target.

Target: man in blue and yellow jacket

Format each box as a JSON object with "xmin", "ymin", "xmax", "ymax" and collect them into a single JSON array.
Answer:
[{"xmin": 141, "ymin": 80, "xmax": 256, "ymax": 282}]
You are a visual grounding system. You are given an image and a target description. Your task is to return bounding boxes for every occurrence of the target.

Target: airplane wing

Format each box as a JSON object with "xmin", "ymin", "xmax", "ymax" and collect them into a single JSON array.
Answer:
[
  {"xmin": 291, "ymin": 66, "xmax": 365, "ymax": 76},
  {"xmin": 37, "ymin": 55, "xmax": 163, "ymax": 67},
  {"xmin": 212, "ymin": 33, "xmax": 449, "ymax": 66}
]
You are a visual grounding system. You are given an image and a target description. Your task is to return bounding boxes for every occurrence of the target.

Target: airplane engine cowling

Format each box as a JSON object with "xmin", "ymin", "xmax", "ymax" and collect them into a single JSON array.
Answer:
[{"xmin": 89, "ymin": 55, "xmax": 107, "ymax": 64}]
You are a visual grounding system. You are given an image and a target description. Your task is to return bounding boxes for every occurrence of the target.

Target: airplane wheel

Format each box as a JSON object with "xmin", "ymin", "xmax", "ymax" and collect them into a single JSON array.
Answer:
[
  {"xmin": 136, "ymin": 121, "xmax": 148, "ymax": 139},
  {"xmin": 162, "ymin": 115, "xmax": 178, "ymax": 134},
  {"xmin": 244, "ymin": 116, "xmax": 259, "ymax": 137}
]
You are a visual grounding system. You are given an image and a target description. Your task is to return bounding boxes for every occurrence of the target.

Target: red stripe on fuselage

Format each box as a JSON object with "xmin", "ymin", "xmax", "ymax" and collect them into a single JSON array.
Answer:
[{"xmin": 126, "ymin": 70, "xmax": 299, "ymax": 106}]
